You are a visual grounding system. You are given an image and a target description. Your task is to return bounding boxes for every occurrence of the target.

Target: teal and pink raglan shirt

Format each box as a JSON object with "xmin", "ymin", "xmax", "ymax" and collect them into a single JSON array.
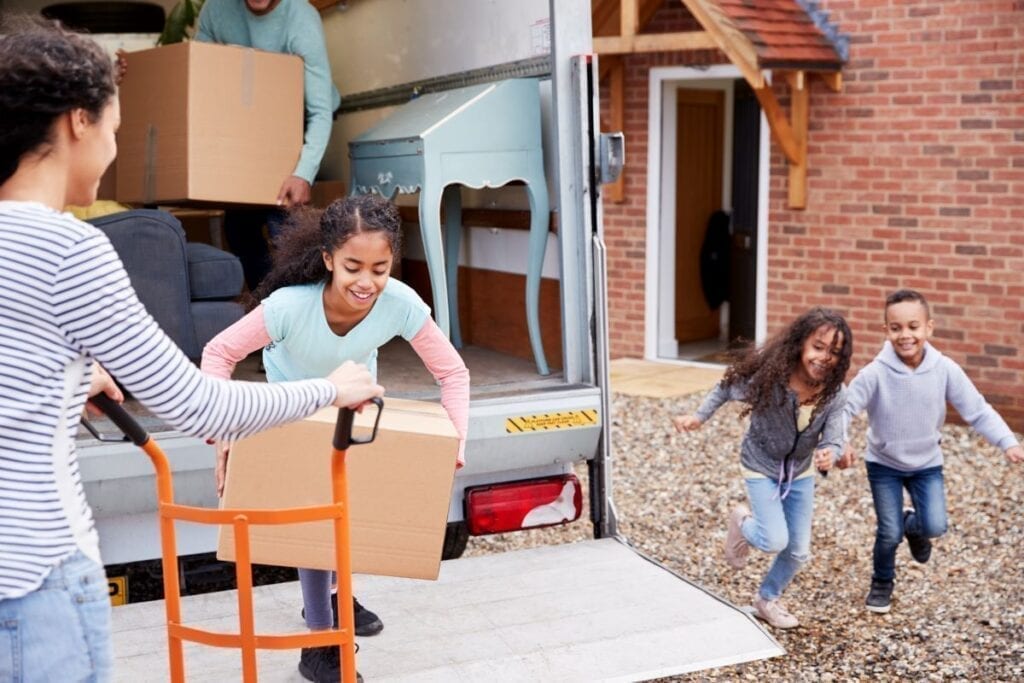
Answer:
[{"xmin": 202, "ymin": 279, "xmax": 469, "ymax": 464}]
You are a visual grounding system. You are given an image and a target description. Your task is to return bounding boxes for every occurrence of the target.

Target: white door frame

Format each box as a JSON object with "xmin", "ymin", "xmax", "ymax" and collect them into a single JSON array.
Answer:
[{"xmin": 643, "ymin": 64, "xmax": 770, "ymax": 361}]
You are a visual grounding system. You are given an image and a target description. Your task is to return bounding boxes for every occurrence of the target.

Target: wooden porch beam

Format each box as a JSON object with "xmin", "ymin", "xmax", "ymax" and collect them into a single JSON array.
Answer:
[
  {"xmin": 592, "ymin": 0, "xmax": 666, "ymax": 80},
  {"xmin": 784, "ymin": 70, "xmax": 805, "ymax": 92},
  {"xmin": 593, "ymin": 0, "xmax": 619, "ymax": 37},
  {"xmin": 621, "ymin": 0, "xmax": 638, "ymax": 38},
  {"xmin": 679, "ymin": 0, "xmax": 764, "ymax": 89},
  {"xmin": 786, "ymin": 73, "xmax": 809, "ymax": 209},
  {"xmin": 752, "ymin": 84, "xmax": 801, "ymax": 166},
  {"xmin": 818, "ymin": 70, "xmax": 843, "ymax": 92},
  {"xmin": 593, "ymin": 30, "xmax": 717, "ymax": 55}
]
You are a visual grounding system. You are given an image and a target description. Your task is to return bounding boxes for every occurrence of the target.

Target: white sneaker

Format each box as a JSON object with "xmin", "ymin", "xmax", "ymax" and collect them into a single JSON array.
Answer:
[
  {"xmin": 752, "ymin": 595, "xmax": 800, "ymax": 629},
  {"xmin": 724, "ymin": 504, "xmax": 751, "ymax": 569}
]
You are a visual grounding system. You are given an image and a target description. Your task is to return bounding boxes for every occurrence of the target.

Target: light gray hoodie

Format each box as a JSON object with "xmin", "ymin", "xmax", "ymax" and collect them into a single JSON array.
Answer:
[{"xmin": 844, "ymin": 341, "xmax": 1020, "ymax": 472}]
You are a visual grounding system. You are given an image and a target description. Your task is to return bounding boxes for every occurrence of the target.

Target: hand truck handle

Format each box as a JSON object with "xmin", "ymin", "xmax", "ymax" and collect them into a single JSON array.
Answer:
[
  {"xmin": 86, "ymin": 393, "xmax": 150, "ymax": 446},
  {"xmin": 333, "ymin": 397, "xmax": 384, "ymax": 450}
]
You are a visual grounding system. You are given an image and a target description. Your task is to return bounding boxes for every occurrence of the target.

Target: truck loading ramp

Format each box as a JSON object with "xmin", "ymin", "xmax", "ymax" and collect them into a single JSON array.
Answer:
[{"xmin": 112, "ymin": 537, "xmax": 782, "ymax": 681}]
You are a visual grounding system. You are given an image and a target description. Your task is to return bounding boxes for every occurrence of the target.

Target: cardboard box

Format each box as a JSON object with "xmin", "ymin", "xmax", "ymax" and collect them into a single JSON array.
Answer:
[
  {"xmin": 217, "ymin": 399, "xmax": 458, "ymax": 580},
  {"xmin": 116, "ymin": 42, "xmax": 303, "ymax": 206}
]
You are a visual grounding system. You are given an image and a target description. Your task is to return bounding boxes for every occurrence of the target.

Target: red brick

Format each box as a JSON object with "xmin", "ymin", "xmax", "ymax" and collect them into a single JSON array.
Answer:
[{"xmin": 596, "ymin": 0, "xmax": 1024, "ymax": 430}]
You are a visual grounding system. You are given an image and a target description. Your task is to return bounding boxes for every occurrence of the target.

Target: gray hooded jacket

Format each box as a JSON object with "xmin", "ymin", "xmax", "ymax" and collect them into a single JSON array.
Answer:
[
  {"xmin": 843, "ymin": 341, "xmax": 1019, "ymax": 472},
  {"xmin": 695, "ymin": 380, "xmax": 846, "ymax": 481}
]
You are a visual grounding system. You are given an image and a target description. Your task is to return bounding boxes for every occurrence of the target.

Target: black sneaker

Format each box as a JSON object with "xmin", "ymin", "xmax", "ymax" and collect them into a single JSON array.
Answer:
[
  {"xmin": 904, "ymin": 509, "xmax": 932, "ymax": 564},
  {"xmin": 298, "ymin": 645, "xmax": 363, "ymax": 683},
  {"xmin": 865, "ymin": 579, "xmax": 894, "ymax": 614},
  {"xmin": 353, "ymin": 596, "xmax": 384, "ymax": 636},
  {"xmin": 302, "ymin": 593, "xmax": 384, "ymax": 637}
]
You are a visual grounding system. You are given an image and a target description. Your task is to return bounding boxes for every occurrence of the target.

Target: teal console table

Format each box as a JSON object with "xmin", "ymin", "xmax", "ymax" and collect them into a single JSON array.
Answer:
[{"xmin": 348, "ymin": 78, "xmax": 550, "ymax": 376}]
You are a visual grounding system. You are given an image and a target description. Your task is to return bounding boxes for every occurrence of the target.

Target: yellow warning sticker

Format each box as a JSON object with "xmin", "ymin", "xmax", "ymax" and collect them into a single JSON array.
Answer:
[
  {"xmin": 506, "ymin": 409, "xmax": 599, "ymax": 433},
  {"xmin": 108, "ymin": 576, "xmax": 128, "ymax": 606}
]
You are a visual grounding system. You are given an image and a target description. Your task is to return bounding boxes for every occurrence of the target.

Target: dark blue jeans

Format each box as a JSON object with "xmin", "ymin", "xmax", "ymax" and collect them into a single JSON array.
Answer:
[{"xmin": 866, "ymin": 461, "xmax": 948, "ymax": 582}]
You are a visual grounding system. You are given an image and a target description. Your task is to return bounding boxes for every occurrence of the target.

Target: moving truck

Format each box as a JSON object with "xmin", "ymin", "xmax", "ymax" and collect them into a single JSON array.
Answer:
[{"xmin": 39, "ymin": 0, "xmax": 783, "ymax": 677}]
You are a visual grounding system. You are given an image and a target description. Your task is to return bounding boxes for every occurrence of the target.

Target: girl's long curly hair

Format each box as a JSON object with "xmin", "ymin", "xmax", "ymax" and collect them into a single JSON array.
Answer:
[
  {"xmin": 722, "ymin": 307, "xmax": 852, "ymax": 419},
  {"xmin": 0, "ymin": 17, "xmax": 115, "ymax": 185},
  {"xmin": 251, "ymin": 194, "xmax": 403, "ymax": 308}
]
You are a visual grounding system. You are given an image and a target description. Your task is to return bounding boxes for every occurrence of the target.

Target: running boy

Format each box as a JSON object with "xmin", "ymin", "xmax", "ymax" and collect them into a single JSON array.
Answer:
[{"xmin": 843, "ymin": 289, "xmax": 1023, "ymax": 614}]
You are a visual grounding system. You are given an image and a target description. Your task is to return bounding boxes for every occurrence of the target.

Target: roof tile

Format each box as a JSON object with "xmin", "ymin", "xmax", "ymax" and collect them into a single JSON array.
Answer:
[{"xmin": 711, "ymin": 0, "xmax": 848, "ymax": 69}]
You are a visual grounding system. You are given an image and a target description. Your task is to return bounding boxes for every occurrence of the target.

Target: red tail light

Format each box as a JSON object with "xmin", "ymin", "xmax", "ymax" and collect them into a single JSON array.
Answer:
[{"xmin": 464, "ymin": 474, "xmax": 583, "ymax": 536}]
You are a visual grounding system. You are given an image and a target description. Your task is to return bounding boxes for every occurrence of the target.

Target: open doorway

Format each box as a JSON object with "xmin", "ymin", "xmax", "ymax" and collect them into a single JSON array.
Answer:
[
  {"xmin": 674, "ymin": 88, "xmax": 724, "ymax": 354},
  {"xmin": 644, "ymin": 65, "xmax": 769, "ymax": 364}
]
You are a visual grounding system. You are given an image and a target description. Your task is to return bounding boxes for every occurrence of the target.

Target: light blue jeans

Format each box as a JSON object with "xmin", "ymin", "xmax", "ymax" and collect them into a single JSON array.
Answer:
[
  {"xmin": 0, "ymin": 550, "xmax": 112, "ymax": 682},
  {"xmin": 742, "ymin": 474, "xmax": 815, "ymax": 601}
]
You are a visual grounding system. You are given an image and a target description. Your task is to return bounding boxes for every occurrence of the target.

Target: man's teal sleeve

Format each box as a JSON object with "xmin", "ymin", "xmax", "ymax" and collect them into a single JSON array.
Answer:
[{"xmin": 289, "ymin": 10, "xmax": 337, "ymax": 183}]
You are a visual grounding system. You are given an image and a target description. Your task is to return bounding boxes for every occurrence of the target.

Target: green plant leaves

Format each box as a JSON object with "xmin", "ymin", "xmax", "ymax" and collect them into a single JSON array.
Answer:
[{"xmin": 157, "ymin": 0, "xmax": 205, "ymax": 45}]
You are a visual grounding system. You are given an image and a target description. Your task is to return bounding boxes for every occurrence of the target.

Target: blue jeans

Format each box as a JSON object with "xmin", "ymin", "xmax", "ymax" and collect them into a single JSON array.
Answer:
[
  {"xmin": 0, "ymin": 550, "xmax": 112, "ymax": 682},
  {"xmin": 742, "ymin": 474, "xmax": 815, "ymax": 601},
  {"xmin": 866, "ymin": 461, "xmax": 947, "ymax": 582}
]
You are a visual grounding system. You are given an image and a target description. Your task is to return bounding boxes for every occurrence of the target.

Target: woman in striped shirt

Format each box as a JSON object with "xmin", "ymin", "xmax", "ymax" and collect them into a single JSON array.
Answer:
[{"xmin": 0, "ymin": 19, "xmax": 383, "ymax": 681}]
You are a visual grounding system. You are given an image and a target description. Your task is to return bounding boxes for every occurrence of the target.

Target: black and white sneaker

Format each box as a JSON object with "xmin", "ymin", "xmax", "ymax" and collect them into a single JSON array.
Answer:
[
  {"xmin": 904, "ymin": 509, "xmax": 932, "ymax": 564},
  {"xmin": 865, "ymin": 579, "xmax": 894, "ymax": 614},
  {"xmin": 298, "ymin": 645, "xmax": 363, "ymax": 683},
  {"xmin": 302, "ymin": 593, "xmax": 384, "ymax": 637}
]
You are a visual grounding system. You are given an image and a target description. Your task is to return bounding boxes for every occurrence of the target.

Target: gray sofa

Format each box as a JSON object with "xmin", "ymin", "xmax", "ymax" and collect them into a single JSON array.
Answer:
[{"xmin": 89, "ymin": 209, "xmax": 245, "ymax": 361}]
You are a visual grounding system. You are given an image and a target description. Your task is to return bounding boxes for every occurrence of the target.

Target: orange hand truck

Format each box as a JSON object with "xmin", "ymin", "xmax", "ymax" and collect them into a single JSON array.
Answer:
[{"xmin": 85, "ymin": 394, "xmax": 383, "ymax": 682}]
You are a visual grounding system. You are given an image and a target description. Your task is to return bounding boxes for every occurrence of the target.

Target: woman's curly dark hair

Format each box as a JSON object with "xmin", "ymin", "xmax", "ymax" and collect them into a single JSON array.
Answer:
[
  {"xmin": 251, "ymin": 194, "xmax": 403, "ymax": 306},
  {"xmin": 722, "ymin": 307, "xmax": 852, "ymax": 419},
  {"xmin": 0, "ymin": 16, "xmax": 115, "ymax": 185}
]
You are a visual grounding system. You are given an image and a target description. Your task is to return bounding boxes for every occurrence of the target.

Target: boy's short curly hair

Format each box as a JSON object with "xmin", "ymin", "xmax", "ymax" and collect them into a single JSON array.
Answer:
[
  {"xmin": 885, "ymin": 289, "xmax": 930, "ymax": 320},
  {"xmin": 0, "ymin": 16, "xmax": 115, "ymax": 184}
]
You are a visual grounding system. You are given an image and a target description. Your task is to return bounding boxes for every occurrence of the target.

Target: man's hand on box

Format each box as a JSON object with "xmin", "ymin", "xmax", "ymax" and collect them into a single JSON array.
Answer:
[{"xmin": 277, "ymin": 176, "xmax": 312, "ymax": 207}]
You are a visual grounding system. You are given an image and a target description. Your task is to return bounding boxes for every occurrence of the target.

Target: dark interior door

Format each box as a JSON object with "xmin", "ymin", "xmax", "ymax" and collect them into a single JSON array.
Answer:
[{"xmin": 728, "ymin": 79, "xmax": 760, "ymax": 345}]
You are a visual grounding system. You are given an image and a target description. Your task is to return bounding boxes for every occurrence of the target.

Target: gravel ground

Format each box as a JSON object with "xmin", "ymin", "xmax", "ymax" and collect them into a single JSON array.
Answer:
[{"xmin": 464, "ymin": 391, "xmax": 1024, "ymax": 681}]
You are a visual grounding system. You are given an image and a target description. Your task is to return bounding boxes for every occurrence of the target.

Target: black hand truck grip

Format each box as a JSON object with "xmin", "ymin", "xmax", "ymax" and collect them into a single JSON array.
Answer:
[
  {"xmin": 88, "ymin": 393, "xmax": 150, "ymax": 446},
  {"xmin": 333, "ymin": 397, "xmax": 384, "ymax": 451}
]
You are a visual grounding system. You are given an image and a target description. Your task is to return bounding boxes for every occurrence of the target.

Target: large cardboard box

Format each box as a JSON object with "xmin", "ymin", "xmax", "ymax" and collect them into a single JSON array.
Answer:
[
  {"xmin": 217, "ymin": 399, "xmax": 458, "ymax": 580},
  {"xmin": 116, "ymin": 42, "xmax": 303, "ymax": 206}
]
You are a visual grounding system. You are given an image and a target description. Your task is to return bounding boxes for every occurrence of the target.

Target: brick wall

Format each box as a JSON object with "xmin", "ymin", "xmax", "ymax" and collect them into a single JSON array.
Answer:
[{"xmin": 600, "ymin": 0, "xmax": 1024, "ymax": 431}]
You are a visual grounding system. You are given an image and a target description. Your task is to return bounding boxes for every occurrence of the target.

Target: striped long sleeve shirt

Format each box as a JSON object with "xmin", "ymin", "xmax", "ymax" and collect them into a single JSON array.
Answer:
[{"xmin": 0, "ymin": 201, "xmax": 337, "ymax": 600}]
